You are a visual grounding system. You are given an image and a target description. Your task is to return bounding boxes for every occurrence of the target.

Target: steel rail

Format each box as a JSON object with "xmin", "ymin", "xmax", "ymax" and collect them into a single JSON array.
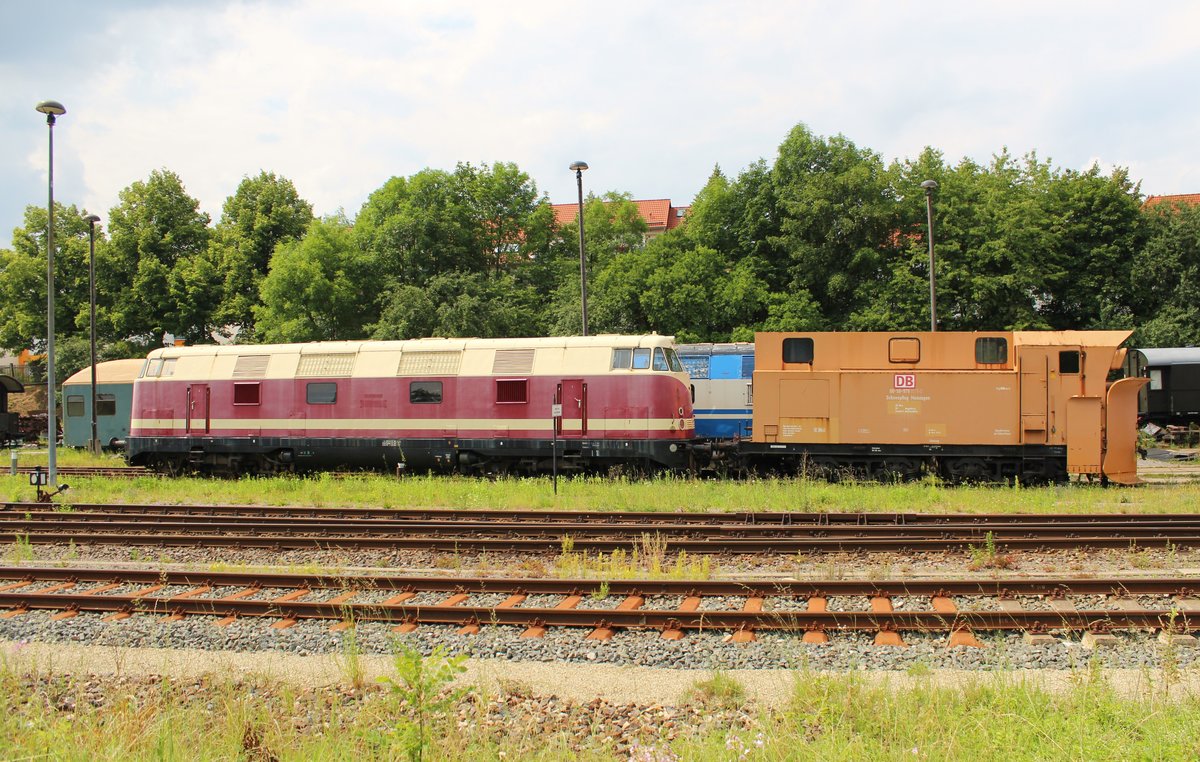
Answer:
[
  {"xmin": 3, "ymin": 527, "xmax": 1200, "ymax": 553},
  {"xmin": 0, "ymin": 566, "xmax": 1197, "ymax": 596},
  {"xmin": 10, "ymin": 502, "xmax": 1200, "ymax": 526},
  {"xmin": 0, "ymin": 567, "xmax": 1195, "ymax": 633},
  {"xmin": 3, "ymin": 512, "xmax": 1200, "ymax": 541}
]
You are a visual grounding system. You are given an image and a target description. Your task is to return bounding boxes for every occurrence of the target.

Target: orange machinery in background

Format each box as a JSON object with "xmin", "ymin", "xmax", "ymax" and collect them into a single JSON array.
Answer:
[{"xmin": 747, "ymin": 331, "xmax": 1146, "ymax": 484}]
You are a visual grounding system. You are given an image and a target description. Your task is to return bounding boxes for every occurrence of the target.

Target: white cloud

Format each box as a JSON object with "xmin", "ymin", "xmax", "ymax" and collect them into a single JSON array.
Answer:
[{"xmin": 3, "ymin": 0, "xmax": 1199, "ymax": 242}]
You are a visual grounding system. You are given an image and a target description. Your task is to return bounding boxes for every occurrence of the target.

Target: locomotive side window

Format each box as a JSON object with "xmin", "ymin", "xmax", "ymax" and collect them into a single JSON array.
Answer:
[
  {"xmin": 1149, "ymin": 369, "xmax": 1163, "ymax": 390},
  {"xmin": 889, "ymin": 338, "xmax": 920, "ymax": 363},
  {"xmin": 233, "ymin": 382, "xmax": 261, "ymax": 405},
  {"xmin": 496, "ymin": 379, "xmax": 528, "ymax": 404},
  {"xmin": 611, "ymin": 348, "xmax": 633, "ymax": 369},
  {"xmin": 652, "ymin": 348, "xmax": 670, "ymax": 371},
  {"xmin": 97, "ymin": 394, "xmax": 117, "ymax": 416},
  {"xmin": 680, "ymin": 355, "xmax": 709, "ymax": 379},
  {"xmin": 975, "ymin": 338, "xmax": 1008, "ymax": 364},
  {"xmin": 1059, "ymin": 351, "xmax": 1080, "ymax": 374},
  {"xmin": 306, "ymin": 382, "xmax": 337, "ymax": 404},
  {"xmin": 410, "ymin": 381, "xmax": 442, "ymax": 404},
  {"xmin": 146, "ymin": 358, "xmax": 164, "ymax": 377},
  {"xmin": 66, "ymin": 395, "xmax": 84, "ymax": 417},
  {"xmin": 632, "ymin": 348, "xmax": 652, "ymax": 369},
  {"xmin": 161, "ymin": 358, "xmax": 177, "ymax": 377},
  {"xmin": 782, "ymin": 337, "xmax": 814, "ymax": 364}
]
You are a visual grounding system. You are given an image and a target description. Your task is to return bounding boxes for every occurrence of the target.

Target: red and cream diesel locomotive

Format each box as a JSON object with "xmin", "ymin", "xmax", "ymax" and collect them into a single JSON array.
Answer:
[{"xmin": 126, "ymin": 335, "xmax": 696, "ymax": 475}]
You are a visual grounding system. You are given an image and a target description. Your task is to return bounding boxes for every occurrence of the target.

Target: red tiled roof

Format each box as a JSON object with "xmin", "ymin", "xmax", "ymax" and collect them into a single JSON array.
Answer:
[
  {"xmin": 551, "ymin": 198, "xmax": 690, "ymax": 231},
  {"xmin": 1143, "ymin": 193, "xmax": 1200, "ymax": 209}
]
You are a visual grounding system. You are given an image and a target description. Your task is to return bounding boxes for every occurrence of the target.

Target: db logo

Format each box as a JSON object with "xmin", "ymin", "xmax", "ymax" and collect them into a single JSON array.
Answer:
[{"xmin": 894, "ymin": 374, "xmax": 916, "ymax": 389}]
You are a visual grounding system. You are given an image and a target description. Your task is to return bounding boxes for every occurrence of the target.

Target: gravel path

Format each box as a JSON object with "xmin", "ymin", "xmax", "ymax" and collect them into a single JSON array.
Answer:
[{"xmin": 4, "ymin": 639, "xmax": 1200, "ymax": 707}]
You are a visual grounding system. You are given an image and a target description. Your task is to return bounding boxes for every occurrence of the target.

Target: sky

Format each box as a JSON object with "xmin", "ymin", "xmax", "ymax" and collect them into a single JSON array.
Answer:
[{"xmin": 3, "ymin": 1, "xmax": 1199, "ymax": 243}]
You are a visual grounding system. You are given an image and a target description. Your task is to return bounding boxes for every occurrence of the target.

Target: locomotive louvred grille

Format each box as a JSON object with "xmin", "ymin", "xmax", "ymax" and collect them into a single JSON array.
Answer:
[
  {"xmin": 492, "ymin": 349, "xmax": 535, "ymax": 375},
  {"xmin": 232, "ymin": 355, "xmax": 269, "ymax": 378},
  {"xmin": 397, "ymin": 351, "xmax": 462, "ymax": 376},
  {"xmin": 297, "ymin": 353, "xmax": 356, "ymax": 377}
]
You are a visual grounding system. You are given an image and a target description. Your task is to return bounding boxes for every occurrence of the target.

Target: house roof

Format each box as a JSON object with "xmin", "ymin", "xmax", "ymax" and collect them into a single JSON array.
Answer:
[
  {"xmin": 551, "ymin": 198, "xmax": 690, "ymax": 231},
  {"xmin": 1143, "ymin": 193, "xmax": 1200, "ymax": 210}
]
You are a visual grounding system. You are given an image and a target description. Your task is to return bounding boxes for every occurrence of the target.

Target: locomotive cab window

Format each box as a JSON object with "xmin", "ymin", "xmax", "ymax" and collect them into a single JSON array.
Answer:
[
  {"xmin": 97, "ymin": 394, "xmax": 117, "ymax": 417},
  {"xmin": 611, "ymin": 348, "xmax": 633, "ymax": 369},
  {"xmin": 652, "ymin": 348, "xmax": 670, "ymax": 371},
  {"xmin": 889, "ymin": 338, "xmax": 921, "ymax": 363},
  {"xmin": 233, "ymin": 382, "xmax": 261, "ymax": 406},
  {"xmin": 632, "ymin": 348, "xmax": 652, "ymax": 369},
  {"xmin": 66, "ymin": 395, "xmax": 84, "ymax": 417},
  {"xmin": 1059, "ymin": 351, "xmax": 1081, "ymax": 374},
  {"xmin": 664, "ymin": 348, "xmax": 684, "ymax": 373},
  {"xmin": 306, "ymin": 382, "xmax": 337, "ymax": 404},
  {"xmin": 410, "ymin": 381, "xmax": 442, "ymax": 404},
  {"xmin": 975, "ymin": 337, "xmax": 1008, "ymax": 364},
  {"xmin": 782, "ymin": 337, "xmax": 814, "ymax": 364},
  {"xmin": 496, "ymin": 379, "xmax": 527, "ymax": 404}
]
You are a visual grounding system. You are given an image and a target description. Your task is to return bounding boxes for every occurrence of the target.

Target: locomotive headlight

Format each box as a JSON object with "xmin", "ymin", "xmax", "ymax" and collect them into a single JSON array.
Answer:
[
  {"xmin": 678, "ymin": 407, "xmax": 684, "ymax": 416},
  {"xmin": 669, "ymin": 444, "xmax": 678, "ymax": 453}
]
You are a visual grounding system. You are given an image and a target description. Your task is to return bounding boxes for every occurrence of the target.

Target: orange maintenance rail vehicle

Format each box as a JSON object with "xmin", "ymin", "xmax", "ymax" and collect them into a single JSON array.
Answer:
[{"xmin": 743, "ymin": 331, "xmax": 1145, "ymax": 484}]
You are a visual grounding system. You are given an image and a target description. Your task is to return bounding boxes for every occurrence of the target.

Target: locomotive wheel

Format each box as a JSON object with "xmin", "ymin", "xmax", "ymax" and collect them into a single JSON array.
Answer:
[
  {"xmin": 873, "ymin": 458, "xmax": 920, "ymax": 482},
  {"xmin": 150, "ymin": 455, "xmax": 184, "ymax": 476},
  {"xmin": 945, "ymin": 458, "xmax": 991, "ymax": 484}
]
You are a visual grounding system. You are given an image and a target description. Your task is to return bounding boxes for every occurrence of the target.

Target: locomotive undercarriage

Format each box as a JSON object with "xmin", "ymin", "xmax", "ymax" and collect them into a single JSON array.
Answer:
[
  {"xmin": 724, "ymin": 443, "xmax": 1069, "ymax": 484},
  {"xmin": 127, "ymin": 436, "xmax": 692, "ymax": 477}
]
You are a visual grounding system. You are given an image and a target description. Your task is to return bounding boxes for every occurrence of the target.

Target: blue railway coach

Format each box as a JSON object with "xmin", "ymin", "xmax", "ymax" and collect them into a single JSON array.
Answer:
[{"xmin": 677, "ymin": 343, "xmax": 754, "ymax": 439}]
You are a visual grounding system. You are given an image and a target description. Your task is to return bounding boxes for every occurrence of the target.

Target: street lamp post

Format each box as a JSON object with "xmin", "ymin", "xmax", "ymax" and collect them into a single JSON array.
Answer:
[
  {"xmin": 921, "ymin": 179, "xmax": 938, "ymax": 332},
  {"xmin": 84, "ymin": 214, "xmax": 101, "ymax": 454},
  {"xmin": 36, "ymin": 100, "xmax": 66, "ymax": 486},
  {"xmin": 569, "ymin": 161, "xmax": 589, "ymax": 336}
]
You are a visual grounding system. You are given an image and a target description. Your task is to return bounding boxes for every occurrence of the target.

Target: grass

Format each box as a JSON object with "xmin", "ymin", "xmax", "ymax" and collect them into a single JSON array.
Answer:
[
  {"xmin": 2, "ymin": 662, "xmax": 1199, "ymax": 760},
  {"xmin": 3, "ymin": 460, "xmax": 1200, "ymax": 515}
]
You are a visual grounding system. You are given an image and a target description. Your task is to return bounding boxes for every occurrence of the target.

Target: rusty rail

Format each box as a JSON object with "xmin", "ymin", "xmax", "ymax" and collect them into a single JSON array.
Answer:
[
  {"xmin": 1, "ymin": 505, "xmax": 1199, "ymax": 553},
  {"xmin": 0, "ymin": 566, "xmax": 1195, "ymax": 641}
]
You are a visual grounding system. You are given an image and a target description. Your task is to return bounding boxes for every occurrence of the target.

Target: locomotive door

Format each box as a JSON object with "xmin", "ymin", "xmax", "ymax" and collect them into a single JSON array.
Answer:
[
  {"xmin": 1019, "ymin": 350, "xmax": 1048, "ymax": 444},
  {"xmin": 186, "ymin": 383, "xmax": 210, "ymax": 434},
  {"xmin": 556, "ymin": 379, "xmax": 587, "ymax": 437}
]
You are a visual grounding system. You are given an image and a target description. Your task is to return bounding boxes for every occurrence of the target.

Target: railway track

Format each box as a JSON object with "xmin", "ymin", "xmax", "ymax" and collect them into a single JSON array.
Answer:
[
  {"xmin": 10, "ymin": 466, "xmax": 152, "ymax": 478},
  {"xmin": 1, "ymin": 503, "xmax": 1199, "ymax": 553},
  {"xmin": 0, "ymin": 566, "xmax": 1195, "ymax": 645}
]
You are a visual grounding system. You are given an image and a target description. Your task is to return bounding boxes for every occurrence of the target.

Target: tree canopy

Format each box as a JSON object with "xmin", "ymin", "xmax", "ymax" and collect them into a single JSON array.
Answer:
[{"xmin": 2, "ymin": 122, "xmax": 1190, "ymax": 375}]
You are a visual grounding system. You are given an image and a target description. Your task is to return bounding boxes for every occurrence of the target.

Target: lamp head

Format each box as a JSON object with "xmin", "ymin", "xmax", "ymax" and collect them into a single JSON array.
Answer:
[
  {"xmin": 84, "ymin": 214, "xmax": 101, "ymax": 225},
  {"xmin": 920, "ymin": 179, "xmax": 938, "ymax": 192},
  {"xmin": 35, "ymin": 100, "xmax": 66, "ymax": 116},
  {"xmin": 569, "ymin": 161, "xmax": 589, "ymax": 173}
]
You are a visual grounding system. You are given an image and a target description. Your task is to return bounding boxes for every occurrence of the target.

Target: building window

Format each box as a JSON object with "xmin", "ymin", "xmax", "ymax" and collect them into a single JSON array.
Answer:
[
  {"xmin": 410, "ymin": 381, "xmax": 442, "ymax": 404},
  {"xmin": 496, "ymin": 379, "xmax": 527, "ymax": 404},
  {"xmin": 233, "ymin": 382, "xmax": 261, "ymax": 405},
  {"xmin": 97, "ymin": 394, "xmax": 117, "ymax": 417},
  {"xmin": 306, "ymin": 382, "xmax": 338, "ymax": 404},
  {"xmin": 1059, "ymin": 351, "xmax": 1080, "ymax": 374},
  {"xmin": 66, "ymin": 395, "xmax": 84, "ymax": 417},
  {"xmin": 975, "ymin": 338, "xmax": 1008, "ymax": 365},
  {"xmin": 783, "ymin": 338, "xmax": 814, "ymax": 364}
]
